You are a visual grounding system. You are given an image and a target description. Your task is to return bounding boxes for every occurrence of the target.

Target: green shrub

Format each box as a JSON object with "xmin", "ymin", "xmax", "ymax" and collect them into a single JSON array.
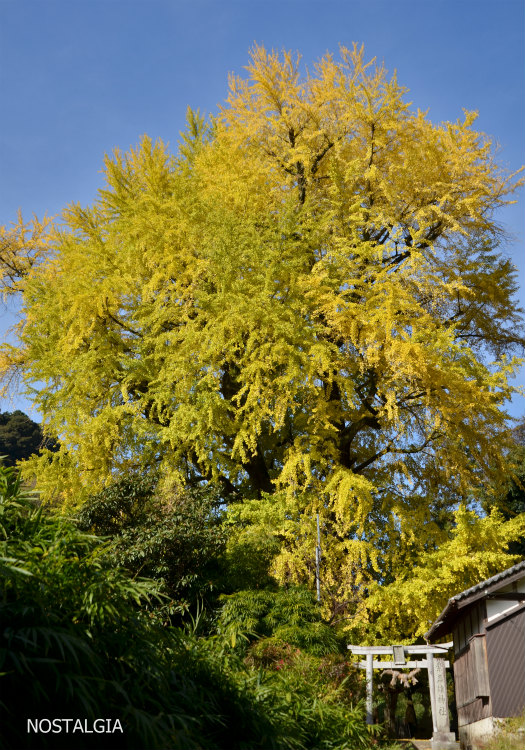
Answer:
[
  {"xmin": 245, "ymin": 649, "xmax": 377, "ymax": 749},
  {"xmin": 246, "ymin": 637, "xmax": 301, "ymax": 669},
  {"xmin": 1, "ymin": 465, "xmax": 379, "ymax": 749},
  {"xmin": 76, "ymin": 477, "xmax": 227, "ymax": 615},
  {"xmin": 1, "ymin": 465, "xmax": 184, "ymax": 748},
  {"xmin": 218, "ymin": 586, "xmax": 339, "ymax": 655}
]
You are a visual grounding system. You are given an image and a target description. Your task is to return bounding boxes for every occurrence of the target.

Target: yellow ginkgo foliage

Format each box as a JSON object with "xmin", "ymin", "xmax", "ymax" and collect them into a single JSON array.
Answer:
[
  {"xmin": 362, "ymin": 505, "xmax": 525, "ymax": 642},
  {"xmin": 0, "ymin": 211, "xmax": 53, "ymax": 299},
  {"xmin": 2, "ymin": 46, "xmax": 524, "ymax": 623}
]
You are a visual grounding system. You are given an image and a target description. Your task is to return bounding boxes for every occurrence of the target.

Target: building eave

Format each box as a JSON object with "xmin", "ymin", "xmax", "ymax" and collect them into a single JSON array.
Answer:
[{"xmin": 425, "ymin": 560, "xmax": 525, "ymax": 643}]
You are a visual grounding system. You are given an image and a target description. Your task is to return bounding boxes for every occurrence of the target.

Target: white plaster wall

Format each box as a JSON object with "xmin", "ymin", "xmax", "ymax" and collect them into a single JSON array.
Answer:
[{"xmin": 486, "ymin": 577, "xmax": 525, "ymax": 623}]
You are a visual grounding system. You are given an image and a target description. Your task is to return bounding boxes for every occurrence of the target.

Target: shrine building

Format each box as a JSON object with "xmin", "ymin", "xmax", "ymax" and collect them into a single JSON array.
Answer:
[{"xmin": 425, "ymin": 560, "xmax": 525, "ymax": 750}]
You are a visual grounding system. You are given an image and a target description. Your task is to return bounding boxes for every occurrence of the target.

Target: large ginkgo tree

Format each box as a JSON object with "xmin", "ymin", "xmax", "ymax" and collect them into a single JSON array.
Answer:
[{"xmin": 2, "ymin": 45, "xmax": 524, "ymax": 626}]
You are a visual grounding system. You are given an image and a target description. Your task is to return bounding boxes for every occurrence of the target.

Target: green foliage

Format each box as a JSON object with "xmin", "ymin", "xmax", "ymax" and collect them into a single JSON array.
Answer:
[
  {"xmin": 0, "ymin": 465, "xmax": 177, "ymax": 748},
  {"xmin": 1, "ymin": 464, "xmax": 382, "ymax": 749},
  {"xmin": 246, "ymin": 640, "xmax": 364, "ymax": 703},
  {"xmin": 254, "ymin": 660, "xmax": 376, "ymax": 750},
  {"xmin": 74, "ymin": 474, "xmax": 158, "ymax": 534},
  {"xmin": 220, "ymin": 529, "xmax": 280, "ymax": 591},
  {"xmin": 218, "ymin": 586, "xmax": 339, "ymax": 656},
  {"xmin": 76, "ymin": 477, "xmax": 227, "ymax": 613},
  {"xmin": 178, "ymin": 635, "xmax": 380, "ymax": 750},
  {"xmin": 219, "ymin": 497, "xmax": 284, "ymax": 591}
]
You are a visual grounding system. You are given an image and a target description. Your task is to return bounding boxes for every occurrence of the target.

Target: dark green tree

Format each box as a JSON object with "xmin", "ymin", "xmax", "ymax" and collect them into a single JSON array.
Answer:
[{"xmin": 0, "ymin": 409, "xmax": 46, "ymax": 466}]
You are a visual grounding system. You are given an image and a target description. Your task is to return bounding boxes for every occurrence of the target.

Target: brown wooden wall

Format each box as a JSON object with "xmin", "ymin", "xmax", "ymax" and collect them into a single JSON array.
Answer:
[
  {"xmin": 453, "ymin": 633, "xmax": 492, "ymax": 727},
  {"xmin": 453, "ymin": 601, "xmax": 485, "ymax": 656},
  {"xmin": 486, "ymin": 605, "xmax": 525, "ymax": 718}
]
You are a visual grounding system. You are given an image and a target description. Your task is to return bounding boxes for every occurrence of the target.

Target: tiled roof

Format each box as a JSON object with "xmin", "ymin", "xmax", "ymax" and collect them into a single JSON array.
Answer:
[{"xmin": 448, "ymin": 559, "xmax": 525, "ymax": 603}]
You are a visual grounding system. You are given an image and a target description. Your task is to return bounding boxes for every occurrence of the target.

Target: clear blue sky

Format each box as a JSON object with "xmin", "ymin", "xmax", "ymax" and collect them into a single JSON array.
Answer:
[{"xmin": 1, "ymin": 0, "xmax": 524, "ymax": 418}]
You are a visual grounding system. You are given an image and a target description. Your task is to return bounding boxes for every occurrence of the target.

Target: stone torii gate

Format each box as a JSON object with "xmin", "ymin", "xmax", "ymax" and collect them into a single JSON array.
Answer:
[{"xmin": 347, "ymin": 642, "xmax": 457, "ymax": 749}]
